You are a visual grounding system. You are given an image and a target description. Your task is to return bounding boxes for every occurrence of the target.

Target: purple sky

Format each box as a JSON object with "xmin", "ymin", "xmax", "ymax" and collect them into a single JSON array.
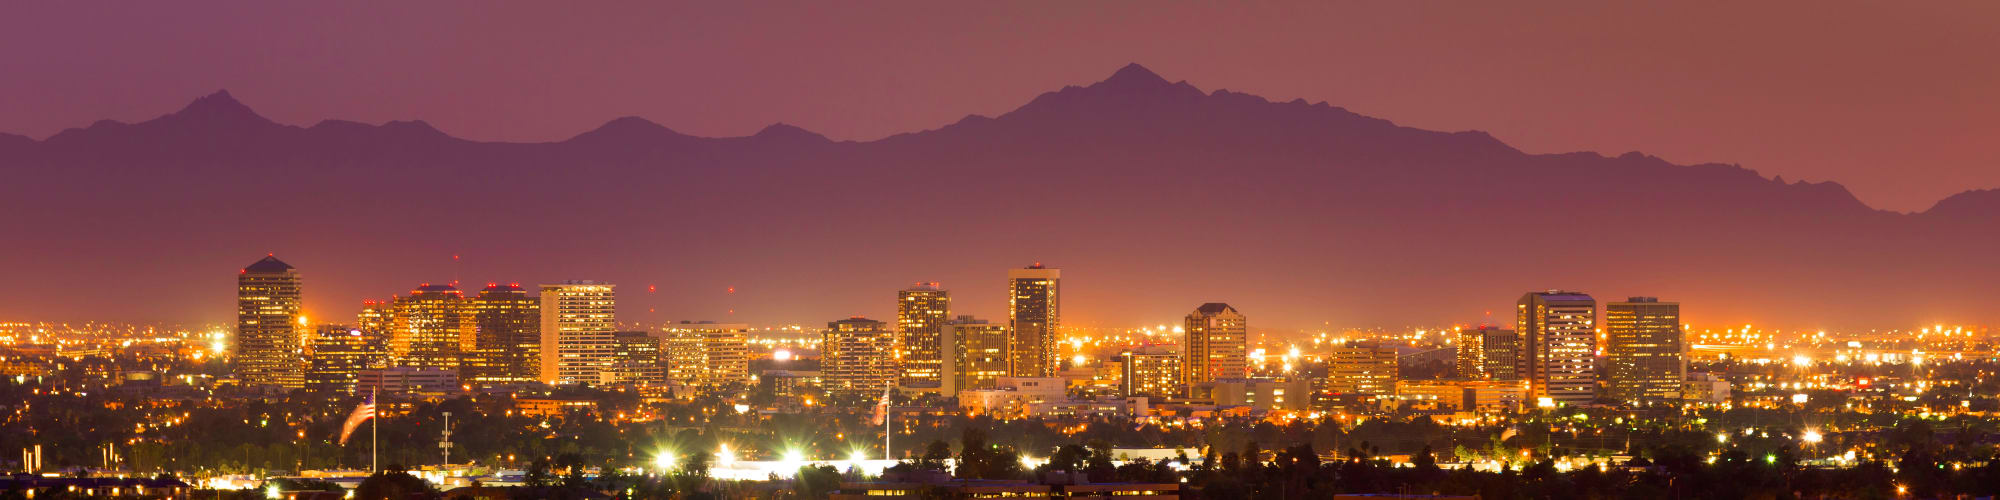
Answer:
[{"xmin": 5, "ymin": 1, "xmax": 1998, "ymax": 213}]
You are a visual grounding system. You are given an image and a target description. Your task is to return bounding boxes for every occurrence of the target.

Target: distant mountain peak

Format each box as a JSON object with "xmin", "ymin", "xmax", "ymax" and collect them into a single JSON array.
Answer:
[
  {"xmin": 171, "ymin": 89, "xmax": 271, "ymax": 125},
  {"xmin": 753, "ymin": 122, "xmax": 829, "ymax": 143},
  {"xmin": 1104, "ymin": 63, "xmax": 1169, "ymax": 87},
  {"xmin": 565, "ymin": 116, "xmax": 681, "ymax": 143}
]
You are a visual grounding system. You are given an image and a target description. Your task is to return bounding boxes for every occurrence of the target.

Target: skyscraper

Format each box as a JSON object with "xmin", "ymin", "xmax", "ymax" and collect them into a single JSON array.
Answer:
[
  {"xmin": 1182, "ymin": 303, "xmax": 1247, "ymax": 388},
  {"xmin": 1518, "ymin": 290, "xmax": 1598, "ymax": 405},
  {"xmin": 1455, "ymin": 325, "xmax": 1520, "ymax": 380},
  {"xmin": 1604, "ymin": 297, "xmax": 1684, "ymax": 403},
  {"xmin": 305, "ymin": 324, "xmax": 383, "ymax": 394},
  {"xmin": 1007, "ymin": 264, "xmax": 1060, "ymax": 377},
  {"xmin": 823, "ymin": 317, "xmax": 895, "ymax": 397},
  {"xmin": 236, "ymin": 255, "xmax": 303, "ymax": 389},
  {"xmin": 539, "ymin": 281, "xmax": 617, "ymax": 385},
  {"xmin": 468, "ymin": 283, "xmax": 540, "ymax": 383},
  {"xmin": 390, "ymin": 284, "xmax": 474, "ymax": 371},
  {"xmin": 941, "ymin": 316, "xmax": 1009, "ymax": 393},
  {"xmin": 1326, "ymin": 341, "xmax": 1398, "ymax": 396},
  {"xmin": 896, "ymin": 283, "xmax": 950, "ymax": 388}
]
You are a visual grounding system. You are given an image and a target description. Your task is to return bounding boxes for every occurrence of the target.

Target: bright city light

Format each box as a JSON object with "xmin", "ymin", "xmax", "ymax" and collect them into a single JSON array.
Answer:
[{"xmin": 654, "ymin": 451, "xmax": 675, "ymax": 471}]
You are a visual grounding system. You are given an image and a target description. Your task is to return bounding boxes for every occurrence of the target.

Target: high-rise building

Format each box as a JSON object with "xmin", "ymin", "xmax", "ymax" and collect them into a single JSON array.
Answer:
[
  {"xmin": 609, "ymin": 331, "xmax": 664, "ymax": 386},
  {"xmin": 236, "ymin": 255, "xmax": 303, "ymax": 389},
  {"xmin": 896, "ymin": 283, "xmax": 950, "ymax": 387},
  {"xmin": 1182, "ymin": 303, "xmax": 1247, "ymax": 389},
  {"xmin": 1455, "ymin": 325, "xmax": 1520, "ymax": 380},
  {"xmin": 1326, "ymin": 341, "xmax": 1398, "ymax": 396},
  {"xmin": 1604, "ymin": 297, "xmax": 1684, "ymax": 403},
  {"xmin": 1518, "ymin": 290, "xmax": 1598, "ymax": 405},
  {"xmin": 357, "ymin": 300, "xmax": 394, "ymax": 338},
  {"xmin": 305, "ymin": 325, "xmax": 383, "ymax": 394},
  {"xmin": 1120, "ymin": 346, "xmax": 1182, "ymax": 398},
  {"xmin": 539, "ymin": 281, "xmax": 617, "ymax": 385},
  {"xmin": 1007, "ymin": 264, "xmax": 1060, "ymax": 377},
  {"xmin": 661, "ymin": 321, "xmax": 751, "ymax": 391},
  {"xmin": 468, "ymin": 283, "xmax": 540, "ymax": 383},
  {"xmin": 941, "ymin": 316, "xmax": 1009, "ymax": 393},
  {"xmin": 823, "ymin": 317, "xmax": 895, "ymax": 397},
  {"xmin": 390, "ymin": 284, "xmax": 475, "ymax": 371}
]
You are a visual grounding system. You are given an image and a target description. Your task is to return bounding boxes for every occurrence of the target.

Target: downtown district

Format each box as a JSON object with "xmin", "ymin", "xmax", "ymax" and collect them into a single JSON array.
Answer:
[{"xmin": 0, "ymin": 255, "xmax": 1995, "ymax": 498}]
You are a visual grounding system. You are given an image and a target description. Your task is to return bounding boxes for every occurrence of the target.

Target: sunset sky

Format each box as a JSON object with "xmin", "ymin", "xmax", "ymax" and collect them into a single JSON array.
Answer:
[{"xmin": 6, "ymin": 1, "xmax": 1997, "ymax": 213}]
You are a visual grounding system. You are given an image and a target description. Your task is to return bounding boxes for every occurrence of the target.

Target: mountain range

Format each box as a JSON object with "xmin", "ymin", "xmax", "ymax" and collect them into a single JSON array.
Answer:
[{"xmin": 2, "ymin": 63, "xmax": 1993, "ymax": 330}]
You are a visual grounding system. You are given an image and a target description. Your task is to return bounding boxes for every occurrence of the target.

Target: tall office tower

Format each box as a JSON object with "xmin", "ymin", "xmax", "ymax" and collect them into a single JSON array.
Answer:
[
  {"xmin": 390, "ymin": 284, "xmax": 475, "ymax": 371},
  {"xmin": 1518, "ymin": 290, "xmax": 1598, "ymax": 405},
  {"xmin": 1182, "ymin": 303, "xmax": 1248, "ymax": 388},
  {"xmin": 539, "ymin": 281, "xmax": 617, "ymax": 385},
  {"xmin": 305, "ymin": 325, "xmax": 384, "ymax": 394},
  {"xmin": 823, "ymin": 317, "xmax": 895, "ymax": 397},
  {"xmin": 236, "ymin": 255, "xmax": 304, "ymax": 389},
  {"xmin": 1604, "ymin": 297, "xmax": 1685, "ymax": 403},
  {"xmin": 357, "ymin": 300, "xmax": 394, "ymax": 337},
  {"xmin": 1007, "ymin": 264, "xmax": 1060, "ymax": 377},
  {"xmin": 1121, "ymin": 346, "xmax": 1182, "ymax": 398},
  {"xmin": 1326, "ymin": 341, "xmax": 1399, "ymax": 396},
  {"xmin": 468, "ymin": 283, "xmax": 541, "ymax": 383},
  {"xmin": 941, "ymin": 316, "xmax": 1010, "ymax": 393},
  {"xmin": 608, "ymin": 331, "xmax": 664, "ymax": 386},
  {"xmin": 662, "ymin": 321, "xmax": 752, "ymax": 390},
  {"xmin": 896, "ymin": 283, "xmax": 951, "ymax": 387},
  {"xmin": 1455, "ymin": 325, "xmax": 1521, "ymax": 380}
]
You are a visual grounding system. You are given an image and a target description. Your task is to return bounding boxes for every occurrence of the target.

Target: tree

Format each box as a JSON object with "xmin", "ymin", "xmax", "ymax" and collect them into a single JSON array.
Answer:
[
  {"xmin": 794, "ymin": 465, "xmax": 843, "ymax": 499},
  {"xmin": 918, "ymin": 440, "xmax": 951, "ymax": 472},
  {"xmin": 354, "ymin": 467, "xmax": 434, "ymax": 500}
]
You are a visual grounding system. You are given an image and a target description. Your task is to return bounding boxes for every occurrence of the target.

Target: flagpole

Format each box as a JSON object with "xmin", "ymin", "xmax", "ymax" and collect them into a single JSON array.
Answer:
[{"xmin": 371, "ymin": 384, "xmax": 378, "ymax": 473}]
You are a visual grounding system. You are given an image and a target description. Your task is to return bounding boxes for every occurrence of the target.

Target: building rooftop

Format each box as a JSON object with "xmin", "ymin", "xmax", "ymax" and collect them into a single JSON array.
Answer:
[{"xmin": 242, "ymin": 254, "xmax": 294, "ymax": 273}]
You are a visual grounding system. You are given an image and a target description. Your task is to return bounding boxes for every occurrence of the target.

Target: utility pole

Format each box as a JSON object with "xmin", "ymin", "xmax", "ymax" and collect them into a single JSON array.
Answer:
[{"xmin": 440, "ymin": 412, "xmax": 453, "ymax": 465}]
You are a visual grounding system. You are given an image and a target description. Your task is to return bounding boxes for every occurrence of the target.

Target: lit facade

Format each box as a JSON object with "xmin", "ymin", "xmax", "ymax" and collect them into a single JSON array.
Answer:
[
  {"xmin": 823, "ymin": 317, "xmax": 894, "ymax": 396},
  {"xmin": 661, "ymin": 321, "xmax": 752, "ymax": 390},
  {"xmin": 468, "ymin": 283, "xmax": 540, "ymax": 383},
  {"xmin": 941, "ymin": 316, "xmax": 1009, "ymax": 393},
  {"xmin": 1455, "ymin": 325, "xmax": 1520, "ymax": 380},
  {"xmin": 1326, "ymin": 341, "xmax": 1398, "ymax": 396},
  {"xmin": 235, "ymin": 255, "xmax": 303, "ymax": 389},
  {"xmin": 1007, "ymin": 264, "xmax": 1060, "ymax": 377},
  {"xmin": 538, "ymin": 281, "xmax": 617, "ymax": 385},
  {"xmin": 1604, "ymin": 297, "xmax": 1684, "ymax": 402},
  {"xmin": 1518, "ymin": 290, "xmax": 1597, "ymax": 404},
  {"xmin": 1120, "ymin": 346, "xmax": 1182, "ymax": 398},
  {"xmin": 305, "ymin": 324, "xmax": 383, "ymax": 394},
  {"xmin": 609, "ymin": 331, "xmax": 664, "ymax": 386},
  {"xmin": 895, "ymin": 283, "xmax": 950, "ymax": 387},
  {"xmin": 390, "ymin": 284, "xmax": 474, "ymax": 371},
  {"xmin": 1182, "ymin": 303, "xmax": 1247, "ymax": 390}
]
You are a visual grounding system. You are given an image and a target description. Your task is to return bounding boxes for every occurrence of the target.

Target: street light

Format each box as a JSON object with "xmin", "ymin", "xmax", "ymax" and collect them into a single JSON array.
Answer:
[{"xmin": 654, "ymin": 451, "xmax": 675, "ymax": 472}]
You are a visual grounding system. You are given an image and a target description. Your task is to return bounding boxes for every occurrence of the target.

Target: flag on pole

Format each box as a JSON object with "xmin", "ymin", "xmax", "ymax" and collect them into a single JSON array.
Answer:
[
  {"xmin": 338, "ymin": 396, "xmax": 376, "ymax": 445},
  {"xmin": 871, "ymin": 387, "xmax": 891, "ymax": 426}
]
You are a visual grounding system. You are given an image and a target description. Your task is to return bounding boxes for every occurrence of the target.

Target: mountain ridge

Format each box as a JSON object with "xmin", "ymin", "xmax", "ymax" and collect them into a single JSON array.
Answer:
[{"xmin": 0, "ymin": 63, "xmax": 1991, "ymax": 327}]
